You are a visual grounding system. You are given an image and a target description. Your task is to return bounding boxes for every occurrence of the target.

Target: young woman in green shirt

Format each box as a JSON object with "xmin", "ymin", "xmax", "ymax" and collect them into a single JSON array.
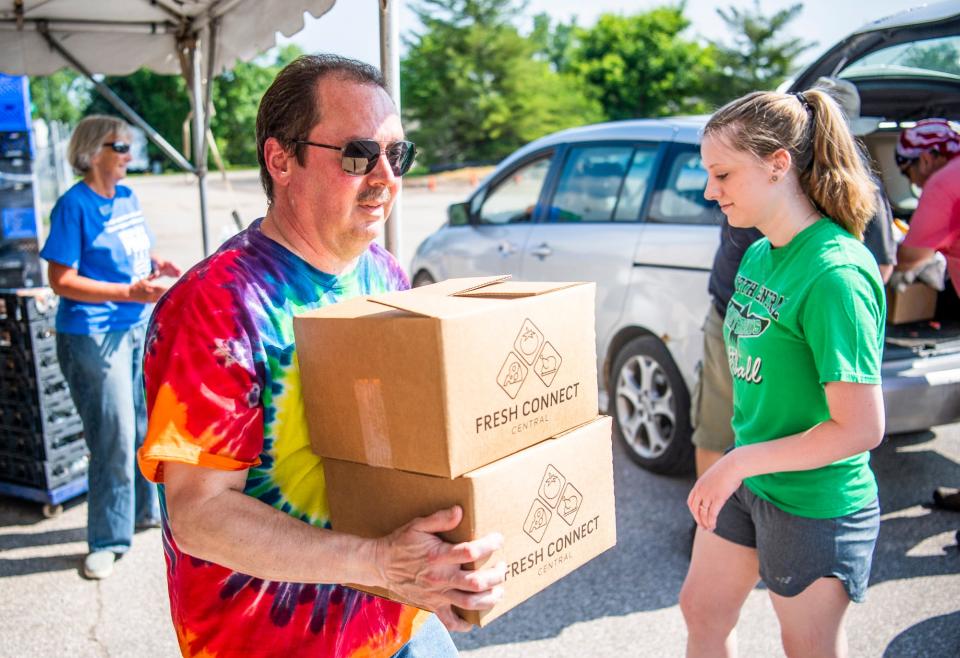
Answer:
[{"xmin": 680, "ymin": 89, "xmax": 885, "ymax": 658}]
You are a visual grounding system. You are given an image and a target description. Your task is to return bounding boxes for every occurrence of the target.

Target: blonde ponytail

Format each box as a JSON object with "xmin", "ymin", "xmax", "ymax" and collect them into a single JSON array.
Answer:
[
  {"xmin": 802, "ymin": 89, "xmax": 876, "ymax": 238},
  {"xmin": 704, "ymin": 89, "xmax": 878, "ymax": 238}
]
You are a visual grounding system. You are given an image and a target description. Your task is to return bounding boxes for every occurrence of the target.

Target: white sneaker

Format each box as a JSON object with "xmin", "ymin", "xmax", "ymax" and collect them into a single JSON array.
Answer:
[{"xmin": 83, "ymin": 550, "xmax": 115, "ymax": 580}]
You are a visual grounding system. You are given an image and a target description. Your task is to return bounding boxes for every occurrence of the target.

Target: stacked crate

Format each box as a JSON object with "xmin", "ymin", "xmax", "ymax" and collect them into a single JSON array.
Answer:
[
  {"xmin": 0, "ymin": 289, "xmax": 88, "ymax": 492},
  {"xmin": 0, "ymin": 74, "xmax": 42, "ymax": 288}
]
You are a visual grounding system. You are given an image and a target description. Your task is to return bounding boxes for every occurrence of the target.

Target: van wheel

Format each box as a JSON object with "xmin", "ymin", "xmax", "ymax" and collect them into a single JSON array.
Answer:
[
  {"xmin": 610, "ymin": 335, "xmax": 693, "ymax": 475},
  {"xmin": 412, "ymin": 270, "xmax": 435, "ymax": 288}
]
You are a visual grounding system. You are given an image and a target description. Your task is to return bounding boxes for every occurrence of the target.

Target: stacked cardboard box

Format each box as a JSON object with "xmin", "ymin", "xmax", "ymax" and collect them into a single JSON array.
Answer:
[{"xmin": 294, "ymin": 276, "xmax": 617, "ymax": 626}]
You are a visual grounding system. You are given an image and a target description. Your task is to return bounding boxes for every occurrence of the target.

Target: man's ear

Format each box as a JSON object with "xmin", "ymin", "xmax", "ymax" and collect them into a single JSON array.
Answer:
[{"xmin": 263, "ymin": 137, "xmax": 295, "ymax": 190}]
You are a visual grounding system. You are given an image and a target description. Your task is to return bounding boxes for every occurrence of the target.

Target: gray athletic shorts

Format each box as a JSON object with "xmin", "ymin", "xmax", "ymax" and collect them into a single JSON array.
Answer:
[{"xmin": 714, "ymin": 483, "xmax": 880, "ymax": 602}]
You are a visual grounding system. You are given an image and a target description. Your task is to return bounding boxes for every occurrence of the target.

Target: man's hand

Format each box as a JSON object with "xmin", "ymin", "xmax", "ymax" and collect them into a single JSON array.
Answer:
[
  {"xmin": 375, "ymin": 505, "xmax": 506, "ymax": 632},
  {"xmin": 127, "ymin": 277, "xmax": 169, "ymax": 303}
]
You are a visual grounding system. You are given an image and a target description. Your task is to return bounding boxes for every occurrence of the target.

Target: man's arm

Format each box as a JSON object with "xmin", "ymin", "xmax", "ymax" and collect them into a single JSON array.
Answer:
[
  {"xmin": 164, "ymin": 462, "xmax": 506, "ymax": 631},
  {"xmin": 895, "ymin": 244, "xmax": 937, "ymax": 272}
]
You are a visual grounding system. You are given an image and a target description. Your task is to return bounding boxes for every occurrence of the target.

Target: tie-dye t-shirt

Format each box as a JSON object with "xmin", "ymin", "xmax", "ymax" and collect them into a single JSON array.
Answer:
[{"xmin": 137, "ymin": 219, "xmax": 430, "ymax": 657}]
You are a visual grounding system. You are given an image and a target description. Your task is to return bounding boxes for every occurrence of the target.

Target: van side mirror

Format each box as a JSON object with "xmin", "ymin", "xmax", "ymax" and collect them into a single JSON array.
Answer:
[{"xmin": 448, "ymin": 202, "xmax": 470, "ymax": 226}]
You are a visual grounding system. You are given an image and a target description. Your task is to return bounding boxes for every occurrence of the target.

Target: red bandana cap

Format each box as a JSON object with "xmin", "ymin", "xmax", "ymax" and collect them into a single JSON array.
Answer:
[{"xmin": 896, "ymin": 119, "xmax": 960, "ymax": 163}]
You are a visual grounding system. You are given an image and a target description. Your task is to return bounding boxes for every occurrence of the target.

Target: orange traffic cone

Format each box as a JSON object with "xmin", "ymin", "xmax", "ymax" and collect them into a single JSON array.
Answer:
[{"xmin": 427, "ymin": 175, "xmax": 437, "ymax": 192}]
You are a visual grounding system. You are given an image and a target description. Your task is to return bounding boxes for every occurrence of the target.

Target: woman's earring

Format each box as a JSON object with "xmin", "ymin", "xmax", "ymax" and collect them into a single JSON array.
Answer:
[{"xmin": 770, "ymin": 174, "xmax": 778, "ymax": 182}]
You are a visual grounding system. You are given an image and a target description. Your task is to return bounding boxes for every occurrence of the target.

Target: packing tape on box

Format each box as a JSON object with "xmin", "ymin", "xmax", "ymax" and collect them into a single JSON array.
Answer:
[{"xmin": 353, "ymin": 378, "xmax": 393, "ymax": 467}]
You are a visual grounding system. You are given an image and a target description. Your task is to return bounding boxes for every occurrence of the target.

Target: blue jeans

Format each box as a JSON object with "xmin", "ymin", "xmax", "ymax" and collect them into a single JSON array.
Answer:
[
  {"xmin": 391, "ymin": 615, "xmax": 458, "ymax": 657},
  {"xmin": 57, "ymin": 325, "xmax": 159, "ymax": 553}
]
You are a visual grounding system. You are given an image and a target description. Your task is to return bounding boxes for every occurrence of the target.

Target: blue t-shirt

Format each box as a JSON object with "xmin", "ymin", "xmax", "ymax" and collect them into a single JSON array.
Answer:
[{"xmin": 40, "ymin": 181, "xmax": 155, "ymax": 334}]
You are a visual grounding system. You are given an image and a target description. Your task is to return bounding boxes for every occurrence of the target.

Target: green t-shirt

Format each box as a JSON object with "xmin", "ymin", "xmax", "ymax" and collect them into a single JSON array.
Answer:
[{"xmin": 726, "ymin": 218, "xmax": 885, "ymax": 519}]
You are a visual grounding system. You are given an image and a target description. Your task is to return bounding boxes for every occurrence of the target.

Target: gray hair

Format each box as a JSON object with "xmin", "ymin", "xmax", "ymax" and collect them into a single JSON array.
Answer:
[{"xmin": 68, "ymin": 115, "xmax": 132, "ymax": 175}]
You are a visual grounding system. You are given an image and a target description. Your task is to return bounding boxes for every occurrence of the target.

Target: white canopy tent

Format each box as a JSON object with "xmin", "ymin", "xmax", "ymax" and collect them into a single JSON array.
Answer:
[{"xmin": 0, "ymin": 0, "xmax": 404, "ymax": 257}]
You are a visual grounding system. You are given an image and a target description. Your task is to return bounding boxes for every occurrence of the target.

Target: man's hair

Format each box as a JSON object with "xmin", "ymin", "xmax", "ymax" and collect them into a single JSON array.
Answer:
[
  {"xmin": 256, "ymin": 54, "xmax": 388, "ymax": 202},
  {"xmin": 68, "ymin": 115, "xmax": 132, "ymax": 175}
]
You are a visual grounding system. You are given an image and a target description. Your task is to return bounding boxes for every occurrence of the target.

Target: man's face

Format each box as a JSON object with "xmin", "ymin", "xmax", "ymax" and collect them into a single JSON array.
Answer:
[
  {"xmin": 284, "ymin": 77, "xmax": 404, "ymax": 263},
  {"xmin": 900, "ymin": 150, "xmax": 946, "ymax": 189}
]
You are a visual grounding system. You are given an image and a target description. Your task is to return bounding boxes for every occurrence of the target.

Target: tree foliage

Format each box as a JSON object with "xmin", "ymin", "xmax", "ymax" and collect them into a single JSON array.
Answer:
[
  {"xmin": 85, "ymin": 69, "xmax": 190, "ymax": 166},
  {"xmin": 401, "ymin": 0, "xmax": 602, "ymax": 167},
  {"xmin": 29, "ymin": 70, "xmax": 92, "ymax": 125},
  {"xmin": 211, "ymin": 44, "xmax": 303, "ymax": 165},
  {"xmin": 562, "ymin": 8, "xmax": 716, "ymax": 120},
  {"xmin": 28, "ymin": 45, "xmax": 302, "ymax": 168},
  {"xmin": 706, "ymin": 1, "xmax": 815, "ymax": 104}
]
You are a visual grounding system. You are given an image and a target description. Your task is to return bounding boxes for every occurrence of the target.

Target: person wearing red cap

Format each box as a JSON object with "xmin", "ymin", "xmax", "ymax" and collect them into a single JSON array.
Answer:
[{"xmin": 895, "ymin": 118, "xmax": 960, "ymax": 315}]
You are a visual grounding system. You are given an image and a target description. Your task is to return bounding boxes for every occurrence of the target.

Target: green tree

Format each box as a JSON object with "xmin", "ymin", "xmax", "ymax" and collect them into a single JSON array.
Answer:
[
  {"xmin": 401, "ymin": 0, "xmax": 603, "ymax": 166},
  {"xmin": 82, "ymin": 45, "xmax": 302, "ymax": 168},
  {"xmin": 565, "ymin": 8, "xmax": 717, "ymax": 120},
  {"xmin": 211, "ymin": 44, "xmax": 303, "ymax": 166},
  {"xmin": 29, "ymin": 70, "xmax": 92, "ymax": 125},
  {"xmin": 85, "ymin": 69, "xmax": 190, "ymax": 167},
  {"xmin": 530, "ymin": 12, "xmax": 578, "ymax": 72},
  {"xmin": 706, "ymin": 1, "xmax": 816, "ymax": 105}
]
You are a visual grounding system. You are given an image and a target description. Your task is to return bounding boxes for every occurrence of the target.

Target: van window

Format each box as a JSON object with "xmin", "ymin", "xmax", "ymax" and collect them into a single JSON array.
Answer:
[
  {"xmin": 477, "ymin": 156, "xmax": 552, "ymax": 225},
  {"xmin": 841, "ymin": 35, "xmax": 960, "ymax": 78},
  {"xmin": 648, "ymin": 148, "xmax": 721, "ymax": 225},
  {"xmin": 549, "ymin": 145, "xmax": 635, "ymax": 222},
  {"xmin": 613, "ymin": 147, "xmax": 659, "ymax": 221}
]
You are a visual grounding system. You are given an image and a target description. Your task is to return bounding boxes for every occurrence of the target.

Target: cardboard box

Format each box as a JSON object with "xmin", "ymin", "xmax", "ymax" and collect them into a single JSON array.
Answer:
[
  {"xmin": 294, "ymin": 277, "xmax": 598, "ymax": 477},
  {"xmin": 324, "ymin": 416, "xmax": 617, "ymax": 626},
  {"xmin": 887, "ymin": 282, "xmax": 937, "ymax": 325}
]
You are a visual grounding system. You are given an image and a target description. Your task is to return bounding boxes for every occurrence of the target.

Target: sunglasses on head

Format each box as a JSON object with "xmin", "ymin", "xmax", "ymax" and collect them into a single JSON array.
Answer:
[
  {"xmin": 102, "ymin": 141, "xmax": 131, "ymax": 154},
  {"xmin": 294, "ymin": 139, "xmax": 416, "ymax": 177}
]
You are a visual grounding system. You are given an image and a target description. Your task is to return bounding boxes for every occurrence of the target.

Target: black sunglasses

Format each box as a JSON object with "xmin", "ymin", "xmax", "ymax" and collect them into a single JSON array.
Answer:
[
  {"xmin": 102, "ymin": 141, "xmax": 131, "ymax": 154},
  {"xmin": 897, "ymin": 158, "xmax": 917, "ymax": 178},
  {"xmin": 295, "ymin": 139, "xmax": 416, "ymax": 177}
]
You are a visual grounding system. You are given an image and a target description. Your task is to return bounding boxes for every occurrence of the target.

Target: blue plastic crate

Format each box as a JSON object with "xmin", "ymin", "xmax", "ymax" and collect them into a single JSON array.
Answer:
[
  {"xmin": 0, "ymin": 75, "xmax": 30, "ymax": 133},
  {"xmin": 1, "ymin": 207, "xmax": 37, "ymax": 240}
]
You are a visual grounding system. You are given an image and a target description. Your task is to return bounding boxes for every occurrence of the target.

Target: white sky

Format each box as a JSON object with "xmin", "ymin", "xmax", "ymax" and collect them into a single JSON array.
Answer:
[{"xmin": 281, "ymin": 0, "xmax": 929, "ymax": 68}]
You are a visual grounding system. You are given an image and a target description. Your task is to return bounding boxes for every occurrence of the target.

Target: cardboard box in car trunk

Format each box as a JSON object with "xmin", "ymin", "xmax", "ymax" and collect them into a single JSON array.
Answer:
[
  {"xmin": 324, "ymin": 415, "xmax": 617, "ymax": 626},
  {"xmin": 294, "ymin": 276, "xmax": 598, "ymax": 477},
  {"xmin": 887, "ymin": 282, "xmax": 937, "ymax": 325}
]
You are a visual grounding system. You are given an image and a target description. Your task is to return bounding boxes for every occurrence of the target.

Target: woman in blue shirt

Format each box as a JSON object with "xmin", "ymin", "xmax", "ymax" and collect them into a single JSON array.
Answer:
[{"xmin": 40, "ymin": 115, "xmax": 181, "ymax": 579}]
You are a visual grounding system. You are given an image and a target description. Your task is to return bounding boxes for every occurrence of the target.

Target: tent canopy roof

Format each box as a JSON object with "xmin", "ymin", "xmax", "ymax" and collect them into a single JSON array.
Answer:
[{"xmin": 0, "ymin": 0, "xmax": 336, "ymax": 76}]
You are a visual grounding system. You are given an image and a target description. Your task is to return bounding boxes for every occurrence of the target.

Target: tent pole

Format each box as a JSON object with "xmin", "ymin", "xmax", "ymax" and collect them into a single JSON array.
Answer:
[
  {"xmin": 190, "ymin": 40, "xmax": 211, "ymax": 257},
  {"xmin": 37, "ymin": 25, "xmax": 194, "ymax": 173},
  {"xmin": 379, "ymin": 0, "xmax": 401, "ymax": 262}
]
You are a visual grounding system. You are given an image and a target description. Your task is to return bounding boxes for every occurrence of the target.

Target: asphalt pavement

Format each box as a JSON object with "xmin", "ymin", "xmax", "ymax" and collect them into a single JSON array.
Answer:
[{"xmin": 2, "ymin": 172, "xmax": 958, "ymax": 657}]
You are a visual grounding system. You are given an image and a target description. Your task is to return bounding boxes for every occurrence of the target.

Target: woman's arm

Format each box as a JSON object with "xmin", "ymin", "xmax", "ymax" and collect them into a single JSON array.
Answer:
[
  {"xmin": 48, "ymin": 261, "xmax": 167, "ymax": 304},
  {"xmin": 689, "ymin": 381, "xmax": 884, "ymax": 530}
]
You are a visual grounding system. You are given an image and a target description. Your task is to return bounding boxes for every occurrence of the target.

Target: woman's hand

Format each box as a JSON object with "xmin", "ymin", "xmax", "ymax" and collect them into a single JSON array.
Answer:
[
  {"xmin": 687, "ymin": 453, "xmax": 743, "ymax": 532},
  {"xmin": 151, "ymin": 257, "xmax": 182, "ymax": 278},
  {"xmin": 127, "ymin": 278, "xmax": 169, "ymax": 303}
]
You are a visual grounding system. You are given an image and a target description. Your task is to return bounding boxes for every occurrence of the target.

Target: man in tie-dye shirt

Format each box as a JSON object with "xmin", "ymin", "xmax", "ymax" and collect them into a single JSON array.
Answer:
[{"xmin": 137, "ymin": 55, "xmax": 506, "ymax": 657}]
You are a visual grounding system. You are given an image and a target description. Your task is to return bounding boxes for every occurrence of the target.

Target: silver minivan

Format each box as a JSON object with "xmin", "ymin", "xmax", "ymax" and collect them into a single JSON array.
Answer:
[{"xmin": 410, "ymin": 2, "xmax": 960, "ymax": 474}]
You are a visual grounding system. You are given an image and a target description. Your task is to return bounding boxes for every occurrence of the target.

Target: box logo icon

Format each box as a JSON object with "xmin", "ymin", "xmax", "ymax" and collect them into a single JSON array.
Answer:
[
  {"xmin": 538, "ymin": 464, "xmax": 566, "ymax": 508},
  {"xmin": 534, "ymin": 341, "xmax": 562, "ymax": 387},
  {"xmin": 498, "ymin": 319, "xmax": 563, "ymax": 400},
  {"xmin": 523, "ymin": 499, "xmax": 552, "ymax": 543},
  {"xmin": 523, "ymin": 465, "xmax": 585, "ymax": 542},
  {"xmin": 557, "ymin": 482, "xmax": 582, "ymax": 525},
  {"xmin": 513, "ymin": 319, "xmax": 544, "ymax": 365},
  {"xmin": 497, "ymin": 353, "xmax": 528, "ymax": 399}
]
